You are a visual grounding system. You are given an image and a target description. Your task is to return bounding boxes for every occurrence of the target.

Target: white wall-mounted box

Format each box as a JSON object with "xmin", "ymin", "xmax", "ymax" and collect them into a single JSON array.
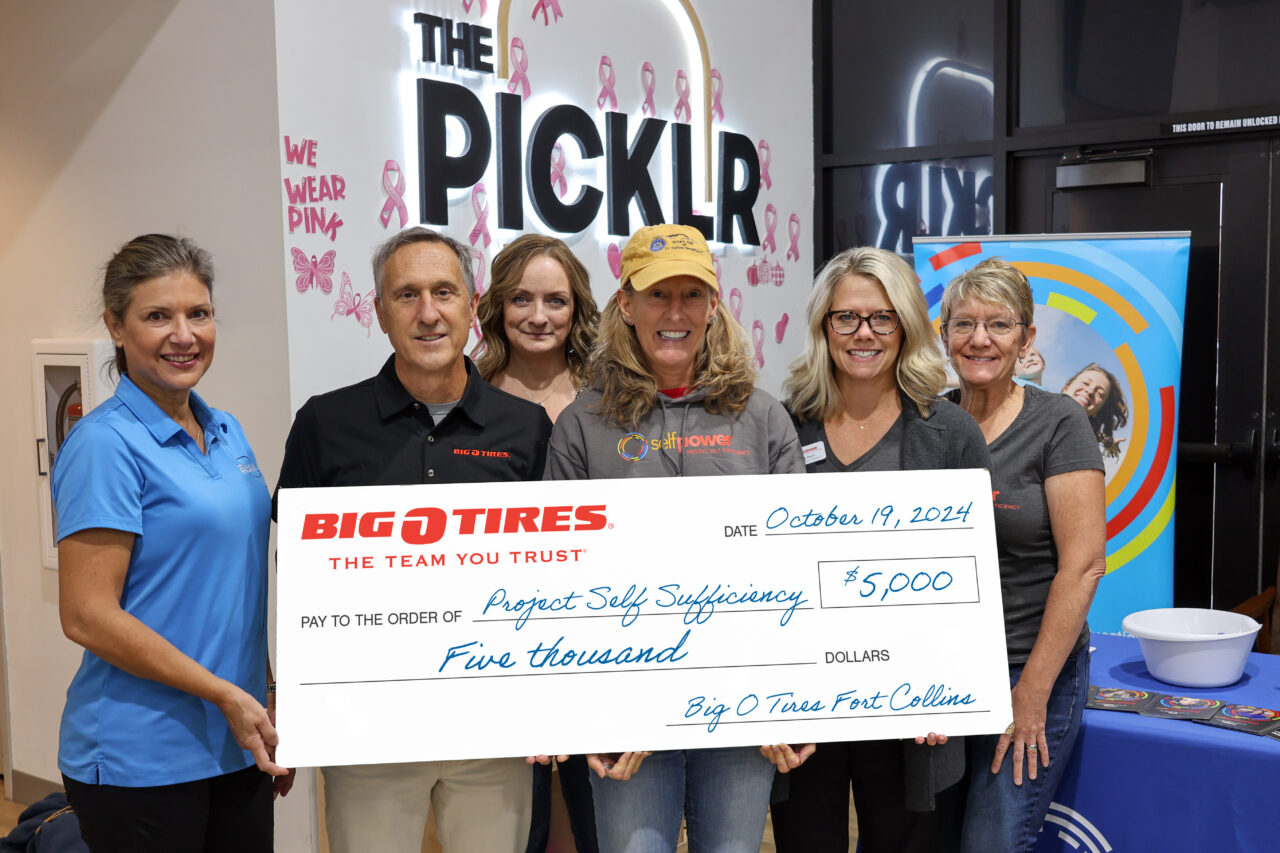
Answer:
[{"xmin": 31, "ymin": 339, "xmax": 117, "ymax": 569}]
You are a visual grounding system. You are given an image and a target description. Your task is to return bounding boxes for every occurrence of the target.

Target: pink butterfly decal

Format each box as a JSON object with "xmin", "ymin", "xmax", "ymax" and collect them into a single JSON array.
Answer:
[
  {"xmin": 331, "ymin": 272, "xmax": 376, "ymax": 336},
  {"xmin": 292, "ymin": 247, "xmax": 336, "ymax": 294}
]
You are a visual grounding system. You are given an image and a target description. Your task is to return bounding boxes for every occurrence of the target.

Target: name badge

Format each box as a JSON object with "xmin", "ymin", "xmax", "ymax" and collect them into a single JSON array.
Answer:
[{"xmin": 802, "ymin": 441, "xmax": 827, "ymax": 465}]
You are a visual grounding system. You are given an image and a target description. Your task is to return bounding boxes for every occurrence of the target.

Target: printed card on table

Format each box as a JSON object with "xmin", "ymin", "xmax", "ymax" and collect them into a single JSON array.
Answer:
[
  {"xmin": 274, "ymin": 469, "xmax": 1012, "ymax": 767},
  {"xmin": 1139, "ymin": 695, "xmax": 1223, "ymax": 721},
  {"xmin": 1197, "ymin": 704, "xmax": 1280, "ymax": 735},
  {"xmin": 1087, "ymin": 685, "xmax": 1161, "ymax": 713}
]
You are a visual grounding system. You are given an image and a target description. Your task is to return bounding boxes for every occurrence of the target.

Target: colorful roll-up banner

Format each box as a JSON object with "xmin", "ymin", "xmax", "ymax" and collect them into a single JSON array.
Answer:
[{"xmin": 912, "ymin": 233, "xmax": 1190, "ymax": 632}]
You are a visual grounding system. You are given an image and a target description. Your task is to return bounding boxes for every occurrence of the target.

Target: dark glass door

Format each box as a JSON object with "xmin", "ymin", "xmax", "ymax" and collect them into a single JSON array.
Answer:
[{"xmin": 1011, "ymin": 138, "xmax": 1279, "ymax": 610}]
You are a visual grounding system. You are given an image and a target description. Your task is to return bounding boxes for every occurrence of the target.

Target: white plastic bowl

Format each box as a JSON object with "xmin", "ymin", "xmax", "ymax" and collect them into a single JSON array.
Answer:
[{"xmin": 1121, "ymin": 608, "xmax": 1261, "ymax": 688}]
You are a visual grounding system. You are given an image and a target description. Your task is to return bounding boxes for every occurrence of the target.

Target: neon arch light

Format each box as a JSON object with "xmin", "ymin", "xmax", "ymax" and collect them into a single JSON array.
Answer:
[{"xmin": 497, "ymin": 0, "xmax": 715, "ymax": 199}]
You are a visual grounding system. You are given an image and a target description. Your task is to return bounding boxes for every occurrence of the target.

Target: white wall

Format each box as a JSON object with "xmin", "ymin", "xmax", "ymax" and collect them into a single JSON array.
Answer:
[
  {"xmin": 0, "ymin": 1, "xmax": 814, "ymax": 849},
  {"xmin": 0, "ymin": 0, "xmax": 316, "ymax": 848}
]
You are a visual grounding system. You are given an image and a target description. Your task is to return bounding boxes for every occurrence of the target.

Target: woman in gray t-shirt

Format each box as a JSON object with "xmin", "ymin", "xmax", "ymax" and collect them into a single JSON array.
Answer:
[{"xmin": 940, "ymin": 258, "xmax": 1106, "ymax": 853}]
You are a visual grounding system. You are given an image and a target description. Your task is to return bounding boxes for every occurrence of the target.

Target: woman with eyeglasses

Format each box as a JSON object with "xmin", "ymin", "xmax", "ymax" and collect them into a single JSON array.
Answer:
[
  {"xmin": 939, "ymin": 258, "xmax": 1105, "ymax": 853},
  {"xmin": 770, "ymin": 247, "xmax": 989, "ymax": 853}
]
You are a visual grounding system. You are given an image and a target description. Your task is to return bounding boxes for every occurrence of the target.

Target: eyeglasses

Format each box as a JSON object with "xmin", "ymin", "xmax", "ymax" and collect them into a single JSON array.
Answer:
[
  {"xmin": 825, "ymin": 309, "xmax": 899, "ymax": 336},
  {"xmin": 943, "ymin": 317, "xmax": 1026, "ymax": 338}
]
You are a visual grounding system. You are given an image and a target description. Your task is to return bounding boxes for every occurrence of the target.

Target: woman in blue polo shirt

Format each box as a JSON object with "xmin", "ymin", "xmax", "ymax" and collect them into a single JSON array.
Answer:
[{"xmin": 52, "ymin": 234, "xmax": 288, "ymax": 851}]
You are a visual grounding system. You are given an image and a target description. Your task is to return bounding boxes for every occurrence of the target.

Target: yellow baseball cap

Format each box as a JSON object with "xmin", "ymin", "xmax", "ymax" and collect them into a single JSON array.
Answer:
[{"xmin": 620, "ymin": 224, "xmax": 719, "ymax": 293}]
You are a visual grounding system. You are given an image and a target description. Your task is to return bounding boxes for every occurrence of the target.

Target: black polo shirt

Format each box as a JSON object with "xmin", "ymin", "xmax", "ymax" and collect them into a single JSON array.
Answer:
[{"xmin": 274, "ymin": 356, "xmax": 551, "ymax": 507}]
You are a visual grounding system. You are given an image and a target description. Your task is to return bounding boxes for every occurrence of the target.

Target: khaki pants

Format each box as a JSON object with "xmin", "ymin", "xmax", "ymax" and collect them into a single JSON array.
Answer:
[{"xmin": 322, "ymin": 758, "xmax": 532, "ymax": 853}]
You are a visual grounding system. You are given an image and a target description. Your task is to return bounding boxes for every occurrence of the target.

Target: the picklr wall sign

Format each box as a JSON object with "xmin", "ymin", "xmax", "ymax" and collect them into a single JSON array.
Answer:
[{"xmin": 411, "ymin": 12, "xmax": 763, "ymax": 245}]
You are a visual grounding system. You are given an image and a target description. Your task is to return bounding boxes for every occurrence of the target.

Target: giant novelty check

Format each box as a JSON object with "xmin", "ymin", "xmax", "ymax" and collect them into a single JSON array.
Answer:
[{"xmin": 275, "ymin": 469, "xmax": 1012, "ymax": 767}]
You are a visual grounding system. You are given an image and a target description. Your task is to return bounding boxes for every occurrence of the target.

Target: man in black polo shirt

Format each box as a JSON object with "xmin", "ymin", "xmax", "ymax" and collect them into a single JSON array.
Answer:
[{"xmin": 276, "ymin": 227, "xmax": 550, "ymax": 853}]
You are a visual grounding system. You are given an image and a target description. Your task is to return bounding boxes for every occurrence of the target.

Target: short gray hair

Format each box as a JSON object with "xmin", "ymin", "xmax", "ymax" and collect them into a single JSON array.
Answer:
[
  {"xmin": 940, "ymin": 257, "xmax": 1035, "ymax": 328},
  {"xmin": 371, "ymin": 226, "xmax": 475, "ymax": 300}
]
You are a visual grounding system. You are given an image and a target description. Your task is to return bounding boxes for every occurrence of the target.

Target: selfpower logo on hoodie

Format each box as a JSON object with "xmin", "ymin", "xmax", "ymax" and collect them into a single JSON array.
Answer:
[
  {"xmin": 617, "ymin": 433, "xmax": 649, "ymax": 462},
  {"xmin": 616, "ymin": 430, "xmax": 748, "ymax": 462}
]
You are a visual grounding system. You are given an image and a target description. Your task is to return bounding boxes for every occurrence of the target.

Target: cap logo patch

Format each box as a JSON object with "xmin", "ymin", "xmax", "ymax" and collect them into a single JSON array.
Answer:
[{"xmin": 649, "ymin": 238, "xmax": 666, "ymax": 252}]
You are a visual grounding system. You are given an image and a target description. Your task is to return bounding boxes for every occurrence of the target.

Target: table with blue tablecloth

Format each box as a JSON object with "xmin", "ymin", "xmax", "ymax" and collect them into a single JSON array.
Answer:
[{"xmin": 1033, "ymin": 631, "xmax": 1280, "ymax": 852}]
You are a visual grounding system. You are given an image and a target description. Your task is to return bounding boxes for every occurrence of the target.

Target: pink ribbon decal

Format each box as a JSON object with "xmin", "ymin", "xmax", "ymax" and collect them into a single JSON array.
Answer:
[
  {"xmin": 712, "ymin": 254, "xmax": 722, "ymax": 283},
  {"xmin": 640, "ymin": 62, "xmax": 657, "ymax": 116},
  {"xmin": 786, "ymin": 213, "xmax": 801, "ymax": 262},
  {"xmin": 762, "ymin": 204, "xmax": 778, "ymax": 255},
  {"xmin": 378, "ymin": 160, "xmax": 408, "ymax": 229},
  {"xmin": 462, "ymin": 0, "xmax": 487, "ymax": 15},
  {"xmin": 471, "ymin": 247, "xmax": 487, "ymax": 297},
  {"xmin": 507, "ymin": 38, "xmax": 531, "ymax": 100},
  {"xmin": 751, "ymin": 319, "xmax": 766, "ymax": 367},
  {"xmin": 470, "ymin": 247, "xmax": 487, "ymax": 343},
  {"xmin": 469, "ymin": 183, "xmax": 492, "ymax": 248},
  {"xmin": 729, "ymin": 287, "xmax": 743, "ymax": 321},
  {"xmin": 531, "ymin": 0, "xmax": 563, "ymax": 25},
  {"xmin": 597, "ymin": 56, "xmax": 618, "ymax": 111},
  {"xmin": 550, "ymin": 143, "xmax": 568, "ymax": 198},
  {"xmin": 775, "ymin": 313, "xmax": 789, "ymax": 343},
  {"xmin": 758, "ymin": 139, "xmax": 772, "ymax": 190},
  {"xmin": 673, "ymin": 70, "xmax": 692, "ymax": 123},
  {"xmin": 710, "ymin": 69, "xmax": 725, "ymax": 121},
  {"xmin": 607, "ymin": 242, "xmax": 622, "ymax": 279}
]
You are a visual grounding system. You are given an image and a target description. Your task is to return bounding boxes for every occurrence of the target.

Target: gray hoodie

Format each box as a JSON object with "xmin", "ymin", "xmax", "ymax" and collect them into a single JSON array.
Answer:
[{"xmin": 547, "ymin": 386, "xmax": 804, "ymax": 479}]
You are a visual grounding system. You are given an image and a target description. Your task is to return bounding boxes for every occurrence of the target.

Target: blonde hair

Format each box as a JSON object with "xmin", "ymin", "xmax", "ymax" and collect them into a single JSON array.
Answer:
[
  {"xmin": 939, "ymin": 256, "xmax": 1035, "ymax": 328},
  {"xmin": 589, "ymin": 287, "xmax": 756, "ymax": 428},
  {"xmin": 784, "ymin": 247, "xmax": 946, "ymax": 422},
  {"xmin": 474, "ymin": 235, "xmax": 599, "ymax": 386}
]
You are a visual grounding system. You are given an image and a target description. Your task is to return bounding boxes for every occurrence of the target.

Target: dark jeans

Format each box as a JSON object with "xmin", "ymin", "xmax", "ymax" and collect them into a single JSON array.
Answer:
[
  {"xmin": 527, "ymin": 755, "xmax": 598, "ymax": 853},
  {"xmin": 770, "ymin": 739, "xmax": 943, "ymax": 853},
  {"xmin": 62, "ymin": 765, "xmax": 273, "ymax": 853},
  {"xmin": 959, "ymin": 645, "xmax": 1090, "ymax": 853}
]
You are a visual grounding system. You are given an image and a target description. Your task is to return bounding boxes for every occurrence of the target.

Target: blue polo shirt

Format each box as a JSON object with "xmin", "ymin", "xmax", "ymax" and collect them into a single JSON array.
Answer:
[{"xmin": 52, "ymin": 376, "xmax": 270, "ymax": 787}]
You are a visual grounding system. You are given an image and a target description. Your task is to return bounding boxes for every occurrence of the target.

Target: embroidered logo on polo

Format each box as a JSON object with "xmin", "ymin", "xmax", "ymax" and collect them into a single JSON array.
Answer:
[
  {"xmin": 236, "ymin": 456, "xmax": 264, "ymax": 479},
  {"xmin": 453, "ymin": 448, "xmax": 511, "ymax": 458}
]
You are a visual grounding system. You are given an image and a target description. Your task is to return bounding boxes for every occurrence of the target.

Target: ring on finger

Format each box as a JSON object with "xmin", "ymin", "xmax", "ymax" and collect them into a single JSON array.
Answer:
[{"xmin": 1027, "ymin": 744, "xmax": 1038, "ymax": 751}]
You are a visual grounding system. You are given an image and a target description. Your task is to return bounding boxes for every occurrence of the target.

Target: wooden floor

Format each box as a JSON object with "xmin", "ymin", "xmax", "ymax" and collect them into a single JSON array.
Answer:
[{"xmin": 0, "ymin": 793, "xmax": 27, "ymax": 835}]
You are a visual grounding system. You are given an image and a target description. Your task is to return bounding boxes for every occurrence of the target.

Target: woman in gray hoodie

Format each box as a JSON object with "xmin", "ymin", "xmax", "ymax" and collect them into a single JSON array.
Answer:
[{"xmin": 547, "ymin": 223, "xmax": 809, "ymax": 853}]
